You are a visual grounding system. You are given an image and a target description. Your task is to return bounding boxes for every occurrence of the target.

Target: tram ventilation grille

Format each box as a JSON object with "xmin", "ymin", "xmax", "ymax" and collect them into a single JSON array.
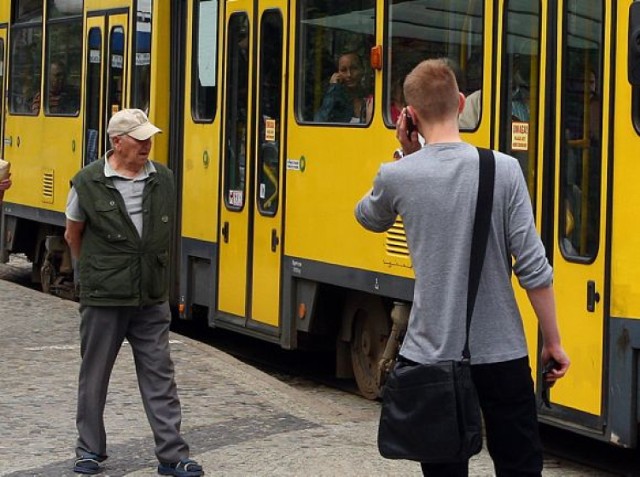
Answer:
[
  {"xmin": 42, "ymin": 169, "xmax": 54, "ymax": 204},
  {"xmin": 385, "ymin": 218, "xmax": 410, "ymax": 257}
]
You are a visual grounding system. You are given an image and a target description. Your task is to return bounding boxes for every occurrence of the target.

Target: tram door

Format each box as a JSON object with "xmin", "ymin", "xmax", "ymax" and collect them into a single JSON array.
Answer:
[
  {"xmin": 498, "ymin": 1, "xmax": 546, "ymax": 375},
  {"xmin": 499, "ymin": 1, "xmax": 608, "ymax": 424},
  {"xmin": 218, "ymin": 1, "xmax": 288, "ymax": 329},
  {"xmin": 83, "ymin": 13, "xmax": 128, "ymax": 165},
  {"xmin": 550, "ymin": 1, "xmax": 608, "ymax": 422}
]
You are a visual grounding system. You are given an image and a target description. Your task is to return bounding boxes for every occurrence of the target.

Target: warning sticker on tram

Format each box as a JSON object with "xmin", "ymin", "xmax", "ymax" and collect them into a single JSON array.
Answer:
[
  {"xmin": 229, "ymin": 190, "xmax": 243, "ymax": 207},
  {"xmin": 512, "ymin": 122, "xmax": 529, "ymax": 151},
  {"xmin": 265, "ymin": 119, "xmax": 276, "ymax": 142}
]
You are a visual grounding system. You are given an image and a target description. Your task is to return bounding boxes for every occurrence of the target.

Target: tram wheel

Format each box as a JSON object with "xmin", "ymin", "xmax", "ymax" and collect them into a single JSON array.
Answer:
[{"xmin": 350, "ymin": 298, "xmax": 390, "ymax": 400}]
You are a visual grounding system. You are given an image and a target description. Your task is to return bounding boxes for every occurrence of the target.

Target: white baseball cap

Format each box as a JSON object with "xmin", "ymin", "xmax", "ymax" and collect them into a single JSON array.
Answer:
[{"xmin": 107, "ymin": 108, "xmax": 161, "ymax": 140}]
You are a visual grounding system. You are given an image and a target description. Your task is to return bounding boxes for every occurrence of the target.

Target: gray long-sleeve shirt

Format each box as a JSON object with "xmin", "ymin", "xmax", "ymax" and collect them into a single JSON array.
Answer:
[{"xmin": 355, "ymin": 142, "xmax": 552, "ymax": 365}]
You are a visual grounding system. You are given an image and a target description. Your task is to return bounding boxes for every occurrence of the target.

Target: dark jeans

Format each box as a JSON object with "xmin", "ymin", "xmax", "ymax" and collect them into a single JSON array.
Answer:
[{"xmin": 420, "ymin": 357, "xmax": 543, "ymax": 477}]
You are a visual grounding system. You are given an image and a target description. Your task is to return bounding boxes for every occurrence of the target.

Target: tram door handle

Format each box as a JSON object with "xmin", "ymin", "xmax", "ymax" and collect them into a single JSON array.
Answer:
[
  {"xmin": 271, "ymin": 229, "xmax": 279, "ymax": 252},
  {"xmin": 587, "ymin": 280, "xmax": 600, "ymax": 312},
  {"xmin": 221, "ymin": 221, "xmax": 229, "ymax": 243}
]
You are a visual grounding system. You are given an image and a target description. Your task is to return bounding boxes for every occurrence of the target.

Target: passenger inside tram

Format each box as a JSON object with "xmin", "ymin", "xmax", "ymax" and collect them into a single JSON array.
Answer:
[
  {"xmin": 314, "ymin": 51, "xmax": 373, "ymax": 124},
  {"xmin": 510, "ymin": 57, "xmax": 530, "ymax": 122},
  {"xmin": 14, "ymin": 81, "xmax": 35, "ymax": 113},
  {"xmin": 563, "ymin": 65, "xmax": 602, "ymax": 257},
  {"xmin": 31, "ymin": 60, "xmax": 80, "ymax": 115}
]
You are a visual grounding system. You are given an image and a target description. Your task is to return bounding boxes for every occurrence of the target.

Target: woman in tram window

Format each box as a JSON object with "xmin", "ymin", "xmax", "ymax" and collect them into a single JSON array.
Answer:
[{"xmin": 314, "ymin": 51, "xmax": 372, "ymax": 124}]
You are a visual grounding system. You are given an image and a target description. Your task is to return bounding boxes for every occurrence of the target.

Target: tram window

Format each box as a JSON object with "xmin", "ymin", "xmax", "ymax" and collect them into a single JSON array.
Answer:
[
  {"xmin": 47, "ymin": 0, "xmax": 82, "ymax": 18},
  {"xmin": 223, "ymin": 13, "xmax": 249, "ymax": 210},
  {"xmin": 257, "ymin": 10, "xmax": 283, "ymax": 216},
  {"xmin": 108, "ymin": 27, "xmax": 125, "ymax": 116},
  {"xmin": 499, "ymin": 1, "xmax": 541, "ymax": 206},
  {"xmin": 386, "ymin": 0, "xmax": 483, "ymax": 128},
  {"xmin": 43, "ymin": 24, "xmax": 82, "ymax": 115},
  {"xmin": 9, "ymin": 2, "xmax": 42, "ymax": 115},
  {"xmin": 132, "ymin": 0, "xmax": 153, "ymax": 113},
  {"xmin": 101, "ymin": 26, "xmax": 126, "ymax": 156},
  {"xmin": 15, "ymin": 0, "xmax": 43, "ymax": 21},
  {"xmin": 191, "ymin": 0, "xmax": 217, "ymax": 122},
  {"xmin": 559, "ymin": 1, "xmax": 603, "ymax": 260},
  {"xmin": 297, "ymin": 0, "xmax": 375, "ymax": 125},
  {"xmin": 84, "ymin": 27, "xmax": 101, "ymax": 165}
]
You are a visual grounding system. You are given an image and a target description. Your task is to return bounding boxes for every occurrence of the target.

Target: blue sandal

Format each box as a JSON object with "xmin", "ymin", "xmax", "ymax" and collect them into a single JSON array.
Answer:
[
  {"xmin": 158, "ymin": 458, "xmax": 204, "ymax": 477},
  {"xmin": 73, "ymin": 455, "xmax": 103, "ymax": 475}
]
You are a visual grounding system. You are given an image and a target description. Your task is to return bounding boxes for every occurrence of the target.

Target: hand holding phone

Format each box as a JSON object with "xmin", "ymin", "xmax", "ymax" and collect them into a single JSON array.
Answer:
[
  {"xmin": 395, "ymin": 108, "xmax": 421, "ymax": 157},
  {"xmin": 405, "ymin": 110, "xmax": 416, "ymax": 138},
  {"xmin": 541, "ymin": 358, "xmax": 559, "ymax": 408}
]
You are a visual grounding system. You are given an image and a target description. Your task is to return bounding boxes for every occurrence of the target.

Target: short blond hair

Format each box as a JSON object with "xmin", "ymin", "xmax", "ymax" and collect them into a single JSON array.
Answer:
[{"xmin": 403, "ymin": 59, "xmax": 460, "ymax": 123}]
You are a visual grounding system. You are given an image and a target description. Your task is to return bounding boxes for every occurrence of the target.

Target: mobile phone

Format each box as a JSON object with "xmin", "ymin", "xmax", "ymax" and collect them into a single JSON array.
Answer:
[
  {"xmin": 405, "ymin": 111, "xmax": 416, "ymax": 138},
  {"xmin": 542, "ymin": 358, "xmax": 559, "ymax": 376},
  {"xmin": 541, "ymin": 359, "xmax": 559, "ymax": 408}
]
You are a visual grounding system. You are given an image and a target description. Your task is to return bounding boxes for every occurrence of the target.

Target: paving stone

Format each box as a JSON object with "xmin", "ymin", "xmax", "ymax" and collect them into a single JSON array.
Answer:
[{"xmin": 0, "ymin": 259, "xmax": 608, "ymax": 476}]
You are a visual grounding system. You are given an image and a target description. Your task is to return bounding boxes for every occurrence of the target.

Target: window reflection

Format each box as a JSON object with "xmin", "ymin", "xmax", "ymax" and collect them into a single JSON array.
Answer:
[
  {"xmin": 44, "ymin": 0, "xmax": 83, "ymax": 115},
  {"xmin": 105, "ymin": 26, "xmax": 125, "ymax": 152},
  {"xmin": 501, "ymin": 1, "xmax": 541, "ymax": 205},
  {"xmin": 84, "ymin": 27, "xmax": 101, "ymax": 165},
  {"xmin": 224, "ymin": 13, "xmax": 249, "ymax": 209},
  {"xmin": 297, "ymin": 0, "xmax": 375, "ymax": 125},
  {"xmin": 257, "ymin": 11, "xmax": 283, "ymax": 216},
  {"xmin": 132, "ymin": 0, "xmax": 153, "ymax": 113},
  {"xmin": 192, "ymin": 0, "xmax": 217, "ymax": 121},
  {"xmin": 560, "ymin": 1, "xmax": 603, "ymax": 259},
  {"xmin": 386, "ymin": 0, "xmax": 483, "ymax": 129},
  {"xmin": 9, "ymin": 3, "xmax": 43, "ymax": 115}
]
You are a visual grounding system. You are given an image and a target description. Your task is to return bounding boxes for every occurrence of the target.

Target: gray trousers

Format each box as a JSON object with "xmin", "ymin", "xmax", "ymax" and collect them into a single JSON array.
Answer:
[{"xmin": 75, "ymin": 302, "xmax": 189, "ymax": 463}]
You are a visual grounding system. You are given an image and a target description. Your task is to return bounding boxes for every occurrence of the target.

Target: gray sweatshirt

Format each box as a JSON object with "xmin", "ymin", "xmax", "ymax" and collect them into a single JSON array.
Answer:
[{"xmin": 355, "ymin": 142, "xmax": 552, "ymax": 364}]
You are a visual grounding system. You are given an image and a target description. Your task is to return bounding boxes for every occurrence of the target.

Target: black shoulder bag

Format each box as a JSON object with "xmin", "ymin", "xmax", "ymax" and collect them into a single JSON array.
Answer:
[{"xmin": 377, "ymin": 147, "xmax": 495, "ymax": 463}]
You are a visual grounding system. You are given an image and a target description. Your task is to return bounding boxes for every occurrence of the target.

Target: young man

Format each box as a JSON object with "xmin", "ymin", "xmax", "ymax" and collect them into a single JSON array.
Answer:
[
  {"xmin": 65, "ymin": 109, "xmax": 203, "ymax": 477},
  {"xmin": 355, "ymin": 59, "xmax": 570, "ymax": 476}
]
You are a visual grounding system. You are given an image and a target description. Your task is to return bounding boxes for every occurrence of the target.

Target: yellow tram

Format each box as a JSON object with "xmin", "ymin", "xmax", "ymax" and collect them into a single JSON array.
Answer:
[{"xmin": 1, "ymin": 0, "xmax": 640, "ymax": 450}]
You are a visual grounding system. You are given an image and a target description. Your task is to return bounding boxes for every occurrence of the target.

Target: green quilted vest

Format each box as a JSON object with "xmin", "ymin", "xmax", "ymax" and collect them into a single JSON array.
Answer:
[{"xmin": 71, "ymin": 157, "xmax": 175, "ymax": 306}]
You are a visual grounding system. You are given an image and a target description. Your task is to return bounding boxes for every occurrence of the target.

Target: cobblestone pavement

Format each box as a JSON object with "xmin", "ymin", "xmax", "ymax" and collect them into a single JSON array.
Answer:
[{"xmin": 0, "ymin": 256, "xmax": 611, "ymax": 476}]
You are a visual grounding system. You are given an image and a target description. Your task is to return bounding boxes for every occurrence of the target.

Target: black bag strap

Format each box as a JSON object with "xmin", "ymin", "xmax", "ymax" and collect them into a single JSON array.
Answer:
[{"xmin": 462, "ymin": 148, "xmax": 495, "ymax": 360}]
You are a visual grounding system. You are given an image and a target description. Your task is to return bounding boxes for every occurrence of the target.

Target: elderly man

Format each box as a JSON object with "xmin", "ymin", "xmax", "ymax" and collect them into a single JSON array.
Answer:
[{"xmin": 65, "ymin": 109, "xmax": 203, "ymax": 477}]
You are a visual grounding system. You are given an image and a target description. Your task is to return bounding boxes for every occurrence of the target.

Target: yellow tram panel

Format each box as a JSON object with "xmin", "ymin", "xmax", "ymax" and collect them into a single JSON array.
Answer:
[{"xmin": 284, "ymin": 126, "xmax": 413, "ymax": 277}]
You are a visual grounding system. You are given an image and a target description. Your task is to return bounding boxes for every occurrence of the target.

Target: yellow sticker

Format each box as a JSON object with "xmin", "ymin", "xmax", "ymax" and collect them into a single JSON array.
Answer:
[
  {"xmin": 265, "ymin": 119, "xmax": 276, "ymax": 142},
  {"xmin": 512, "ymin": 122, "xmax": 529, "ymax": 151}
]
